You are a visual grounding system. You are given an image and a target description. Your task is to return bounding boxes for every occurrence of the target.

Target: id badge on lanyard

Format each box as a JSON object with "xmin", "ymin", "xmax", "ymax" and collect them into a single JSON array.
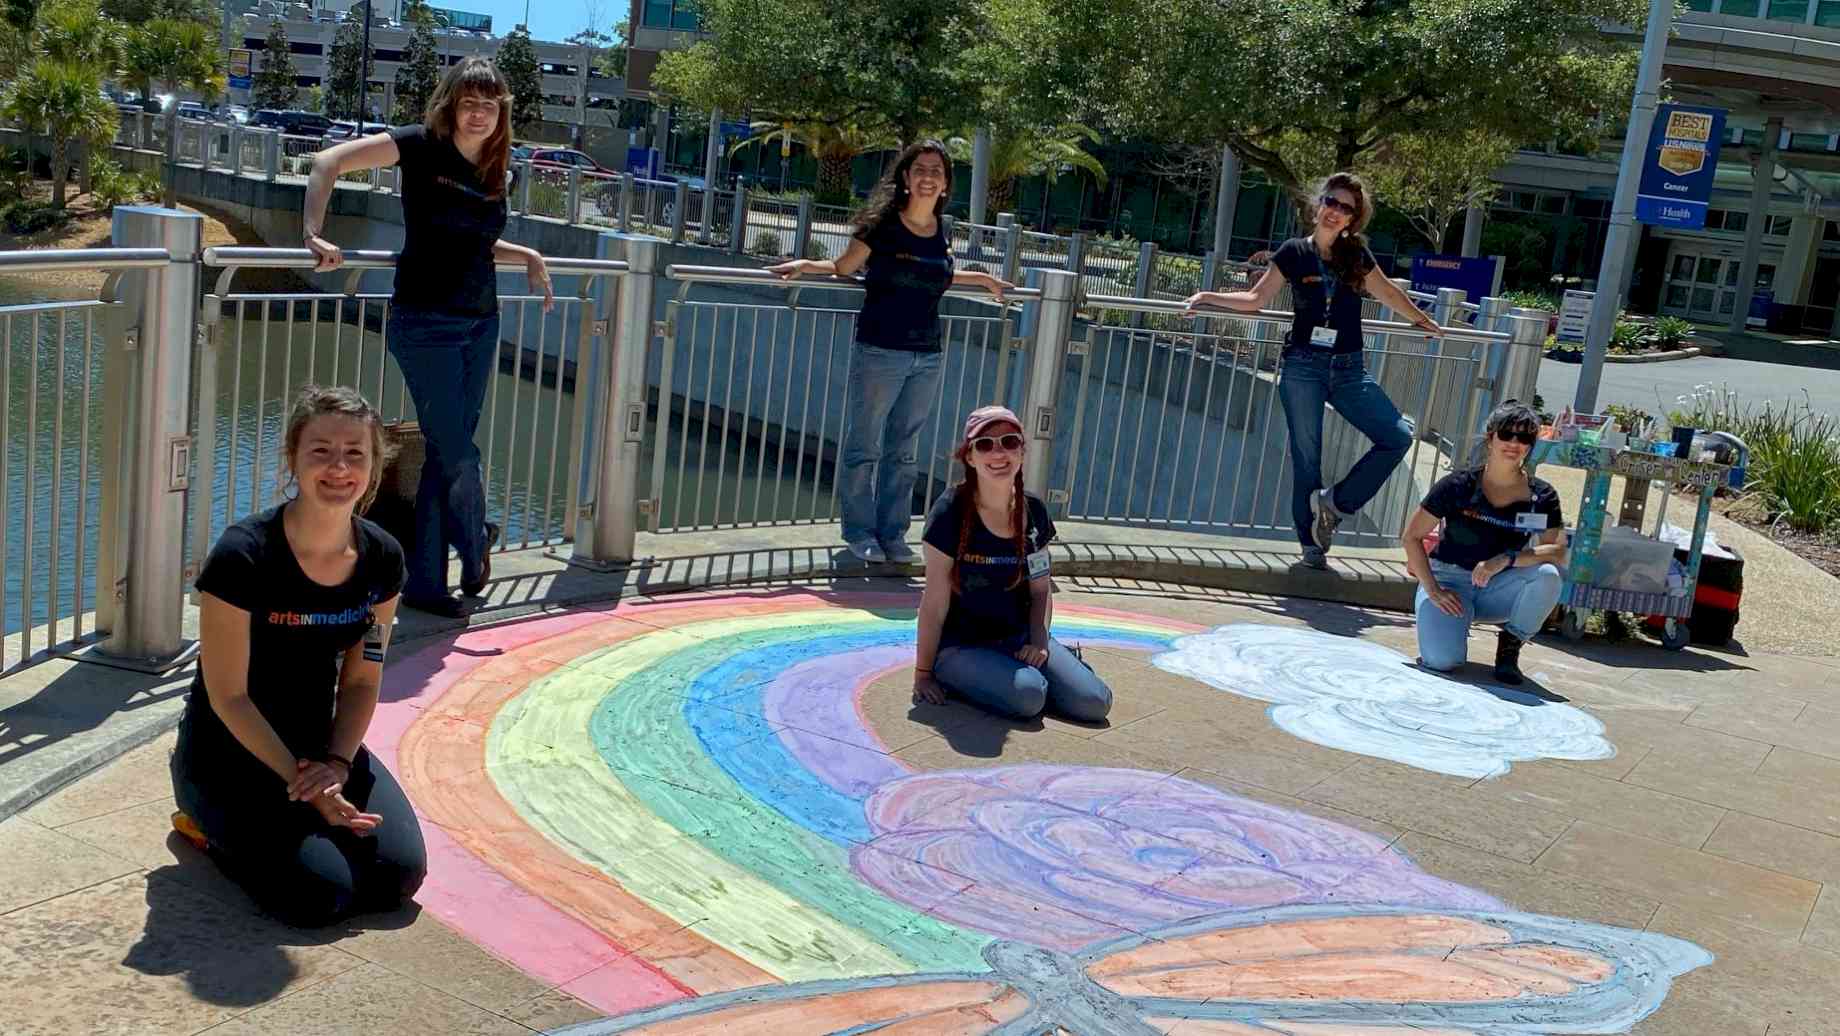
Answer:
[{"xmin": 1309, "ymin": 253, "xmax": 1339, "ymax": 349}]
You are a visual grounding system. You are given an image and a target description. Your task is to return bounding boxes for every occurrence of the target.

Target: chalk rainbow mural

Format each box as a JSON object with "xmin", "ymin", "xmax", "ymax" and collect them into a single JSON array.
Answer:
[{"xmin": 371, "ymin": 592, "xmax": 1708, "ymax": 1034}]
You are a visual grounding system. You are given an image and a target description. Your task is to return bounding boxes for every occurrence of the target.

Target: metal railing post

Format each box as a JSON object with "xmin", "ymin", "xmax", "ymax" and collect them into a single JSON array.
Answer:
[
  {"xmin": 700, "ymin": 172, "xmax": 717, "ymax": 245},
  {"xmin": 263, "ymin": 130, "xmax": 278, "ymax": 183},
  {"xmin": 794, "ymin": 195, "xmax": 813, "ymax": 260},
  {"xmin": 137, "ymin": 111, "xmax": 150, "ymax": 150},
  {"xmin": 1021, "ymin": 268, "xmax": 1078, "ymax": 495},
  {"xmin": 618, "ymin": 172, "xmax": 634, "ymax": 232},
  {"xmin": 730, "ymin": 185, "xmax": 749, "ymax": 255},
  {"xmin": 566, "ymin": 167, "xmax": 583, "ymax": 225},
  {"xmin": 671, "ymin": 180, "xmax": 688, "ymax": 243},
  {"xmin": 1201, "ymin": 249, "xmax": 1218, "ymax": 293},
  {"xmin": 1131, "ymin": 240, "xmax": 1157, "ymax": 328},
  {"xmin": 101, "ymin": 206, "xmax": 203, "ymax": 666},
  {"xmin": 1504, "ymin": 311, "xmax": 1549, "ymax": 411},
  {"xmin": 517, "ymin": 159, "xmax": 533, "ymax": 215},
  {"xmin": 229, "ymin": 125, "xmax": 243, "ymax": 176},
  {"xmin": 573, "ymin": 236, "xmax": 656, "ymax": 567},
  {"xmin": 1002, "ymin": 222, "xmax": 1021, "ymax": 286},
  {"xmin": 1066, "ymin": 230, "xmax": 1086, "ymax": 276}
]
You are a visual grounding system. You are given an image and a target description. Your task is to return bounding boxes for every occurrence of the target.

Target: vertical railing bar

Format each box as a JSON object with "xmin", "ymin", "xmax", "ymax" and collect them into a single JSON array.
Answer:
[
  {"xmin": 747, "ymin": 308, "xmax": 773, "ymax": 525},
  {"xmin": 519, "ymin": 301, "xmax": 550, "ymax": 548},
  {"xmin": 76, "ymin": 308, "xmax": 95, "ymax": 637},
  {"xmin": 254, "ymin": 301, "xmax": 270, "ymax": 509},
  {"xmin": 541, "ymin": 298, "xmax": 572, "ymax": 546},
  {"xmin": 1194, "ymin": 332, "xmax": 1226, "ymax": 526},
  {"xmin": 499, "ymin": 301, "xmax": 527, "ymax": 540},
  {"xmin": 690, "ymin": 307, "xmax": 719, "ymax": 530},
  {"xmin": 366, "ymin": 299, "xmax": 386, "ymax": 428},
  {"xmin": 328, "ymin": 295, "xmax": 343, "ymax": 389},
  {"xmin": 1164, "ymin": 332, "xmax": 1197, "ymax": 525},
  {"xmin": 665, "ymin": 305, "xmax": 699, "ymax": 532},
  {"xmin": 385, "ymin": 302, "xmax": 405, "ymax": 421},
  {"xmin": 1246, "ymin": 339, "xmax": 1277, "ymax": 528},
  {"xmin": 787, "ymin": 308, "xmax": 816, "ymax": 522},
  {"xmin": 1103, "ymin": 329, "xmax": 1135, "ymax": 521},
  {"xmin": 818, "ymin": 313, "xmax": 843, "ymax": 524},
  {"xmin": 306, "ymin": 295, "xmax": 320, "ymax": 385},
  {"xmin": 1061, "ymin": 327, "xmax": 1093, "ymax": 518},
  {"xmin": 480, "ymin": 301, "xmax": 503, "ymax": 494},
  {"xmin": 769, "ymin": 308, "xmax": 797, "ymax": 523},
  {"xmin": 1143, "ymin": 332, "xmax": 1179, "ymax": 523},
  {"xmin": 227, "ymin": 300, "xmax": 245, "ymax": 522},
  {"xmin": 1186, "ymin": 331, "xmax": 1218, "ymax": 525},
  {"xmin": 0, "ymin": 314, "xmax": 10, "ymax": 657},
  {"xmin": 50, "ymin": 310, "xmax": 67, "ymax": 642},
  {"xmin": 23, "ymin": 311, "xmax": 40, "ymax": 658},
  {"xmin": 713, "ymin": 308, "xmax": 742, "ymax": 528}
]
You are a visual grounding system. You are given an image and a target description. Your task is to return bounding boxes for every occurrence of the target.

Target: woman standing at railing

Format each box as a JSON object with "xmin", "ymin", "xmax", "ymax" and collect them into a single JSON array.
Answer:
[
  {"xmin": 911, "ymin": 406, "xmax": 1113, "ymax": 722},
  {"xmin": 1183, "ymin": 172, "xmax": 1442, "ymax": 569},
  {"xmin": 1401, "ymin": 400, "xmax": 1566, "ymax": 685},
  {"xmin": 300, "ymin": 56, "xmax": 554, "ymax": 617},
  {"xmin": 767, "ymin": 140, "xmax": 1012, "ymax": 564},
  {"xmin": 170, "ymin": 386, "xmax": 426, "ymax": 928}
]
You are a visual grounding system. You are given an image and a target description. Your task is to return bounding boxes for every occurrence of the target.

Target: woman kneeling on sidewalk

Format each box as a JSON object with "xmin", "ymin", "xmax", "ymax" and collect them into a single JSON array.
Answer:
[
  {"xmin": 1401, "ymin": 401, "xmax": 1567, "ymax": 684},
  {"xmin": 910, "ymin": 406, "xmax": 1113, "ymax": 722},
  {"xmin": 170, "ymin": 386, "xmax": 427, "ymax": 927}
]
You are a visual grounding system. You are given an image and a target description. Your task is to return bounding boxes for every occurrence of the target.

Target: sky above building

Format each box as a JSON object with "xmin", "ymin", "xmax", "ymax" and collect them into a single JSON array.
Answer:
[{"xmin": 442, "ymin": 0, "xmax": 619, "ymax": 44}]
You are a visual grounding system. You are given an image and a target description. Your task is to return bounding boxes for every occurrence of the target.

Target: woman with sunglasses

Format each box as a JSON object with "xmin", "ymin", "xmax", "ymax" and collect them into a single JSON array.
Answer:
[
  {"xmin": 1401, "ymin": 401, "xmax": 1566, "ymax": 684},
  {"xmin": 770, "ymin": 141, "xmax": 1012, "ymax": 565},
  {"xmin": 1184, "ymin": 172, "xmax": 1441, "ymax": 569},
  {"xmin": 911, "ymin": 406, "xmax": 1113, "ymax": 722}
]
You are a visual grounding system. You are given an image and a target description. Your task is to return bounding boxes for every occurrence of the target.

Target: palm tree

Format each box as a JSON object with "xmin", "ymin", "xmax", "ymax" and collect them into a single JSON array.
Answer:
[
  {"xmin": 732, "ymin": 119, "xmax": 896, "ymax": 206},
  {"xmin": 4, "ymin": 59, "xmax": 119, "ymax": 209},
  {"xmin": 121, "ymin": 16, "xmax": 224, "ymax": 206},
  {"xmin": 947, "ymin": 123, "xmax": 1109, "ymax": 227},
  {"xmin": 37, "ymin": 0, "xmax": 123, "ymax": 68}
]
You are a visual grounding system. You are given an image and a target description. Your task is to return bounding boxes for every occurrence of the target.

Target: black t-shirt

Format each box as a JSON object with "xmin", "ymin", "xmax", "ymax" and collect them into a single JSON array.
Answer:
[
  {"xmin": 1422, "ymin": 469, "xmax": 1565, "ymax": 570},
  {"xmin": 177, "ymin": 505, "xmax": 406, "ymax": 791},
  {"xmin": 855, "ymin": 216, "xmax": 954, "ymax": 352},
  {"xmin": 922, "ymin": 487, "xmax": 1056, "ymax": 646},
  {"xmin": 1270, "ymin": 236, "xmax": 1377, "ymax": 354},
  {"xmin": 390, "ymin": 124, "xmax": 508, "ymax": 317}
]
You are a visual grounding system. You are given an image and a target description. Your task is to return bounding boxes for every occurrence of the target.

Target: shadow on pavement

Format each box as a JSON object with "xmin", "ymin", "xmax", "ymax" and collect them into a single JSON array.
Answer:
[{"xmin": 0, "ymin": 664, "xmax": 189, "ymax": 771}]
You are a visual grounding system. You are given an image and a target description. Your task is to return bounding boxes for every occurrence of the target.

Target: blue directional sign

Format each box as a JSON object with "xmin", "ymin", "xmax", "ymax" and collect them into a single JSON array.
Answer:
[
  {"xmin": 1634, "ymin": 104, "xmax": 1726, "ymax": 230},
  {"xmin": 1409, "ymin": 254, "xmax": 1500, "ymax": 305}
]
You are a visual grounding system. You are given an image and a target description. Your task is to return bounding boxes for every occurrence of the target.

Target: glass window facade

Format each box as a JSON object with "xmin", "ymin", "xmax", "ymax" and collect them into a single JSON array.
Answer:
[
  {"xmin": 1765, "ymin": 0, "xmax": 1811, "ymax": 19},
  {"xmin": 642, "ymin": 0, "xmax": 701, "ymax": 30},
  {"xmin": 1717, "ymin": 0, "xmax": 1763, "ymax": 14},
  {"xmin": 1819, "ymin": 0, "xmax": 1840, "ymax": 25}
]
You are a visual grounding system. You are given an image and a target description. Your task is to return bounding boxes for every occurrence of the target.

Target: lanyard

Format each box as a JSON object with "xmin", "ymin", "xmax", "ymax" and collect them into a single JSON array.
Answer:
[{"xmin": 1316, "ymin": 251, "xmax": 1340, "ymax": 313}]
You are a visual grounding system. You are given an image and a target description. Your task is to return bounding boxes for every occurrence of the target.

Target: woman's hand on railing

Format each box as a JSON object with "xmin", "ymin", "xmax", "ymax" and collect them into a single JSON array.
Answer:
[
  {"xmin": 1412, "ymin": 313, "xmax": 1442, "ymax": 337},
  {"xmin": 305, "ymin": 234, "xmax": 343, "ymax": 273},
  {"xmin": 766, "ymin": 258, "xmax": 812, "ymax": 280},
  {"xmin": 526, "ymin": 251, "xmax": 555, "ymax": 313},
  {"xmin": 1181, "ymin": 290, "xmax": 1224, "ymax": 316},
  {"xmin": 983, "ymin": 273, "xmax": 1013, "ymax": 303}
]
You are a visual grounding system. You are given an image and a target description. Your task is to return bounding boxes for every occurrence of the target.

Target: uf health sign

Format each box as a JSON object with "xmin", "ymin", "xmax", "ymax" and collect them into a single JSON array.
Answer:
[
  {"xmin": 1409, "ymin": 254, "xmax": 1500, "ymax": 305},
  {"xmin": 1635, "ymin": 104, "xmax": 1726, "ymax": 229}
]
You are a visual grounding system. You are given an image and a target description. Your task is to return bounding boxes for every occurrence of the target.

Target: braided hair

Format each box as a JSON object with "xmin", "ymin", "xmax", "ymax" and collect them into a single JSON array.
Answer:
[{"xmin": 949, "ymin": 432, "xmax": 1030, "ymax": 595}]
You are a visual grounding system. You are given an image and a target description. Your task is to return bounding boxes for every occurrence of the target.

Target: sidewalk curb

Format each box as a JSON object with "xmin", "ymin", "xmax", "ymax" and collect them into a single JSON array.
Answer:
[
  {"xmin": 0, "ymin": 698, "xmax": 185, "ymax": 821},
  {"xmin": 1607, "ymin": 346, "xmax": 1702, "ymax": 364}
]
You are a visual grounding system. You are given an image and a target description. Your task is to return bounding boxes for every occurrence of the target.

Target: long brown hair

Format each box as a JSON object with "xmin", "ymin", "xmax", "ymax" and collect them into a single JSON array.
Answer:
[
  {"xmin": 423, "ymin": 56, "xmax": 512, "ymax": 196},
  {"xmin": 280, "ymin": 385, "xmax": 395, "ymax": 513},
  {"xmin": 1314, "ymin": 170, "xmax": 1377, "ymax": 290},
  {"xmin": 851, "ymin": 139, "xmax": 953, "ymax": 241},
  {"xmin": 948, "ymin": 427, "xmax": 1028, "ymax": 595}
]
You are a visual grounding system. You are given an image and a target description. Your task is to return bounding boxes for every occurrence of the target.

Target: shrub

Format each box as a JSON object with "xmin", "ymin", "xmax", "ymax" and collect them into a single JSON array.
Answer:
[
  {"xmin": 1652, "ymin": 315, "xmax": 1694, "ymax": 350},
  {"xmin": 2, "ymin": 199, "xmax": 71, "ymax": 233},
  {"xmin": 749, "ymin": 229, "xmax": 784, "ymax": 256},
  {"xmin": 1671, "ymin": 385, "xmax": 1840, "ymax": 535},
  {"xmin": 803, "ymin": 238, "xmax": 828, "ymax": 261},
  {"xmin": 87, "ymin": 157, "xmax": 135, "ymax": 211},
  {"xmin": 1504, "ymin": 289, "xmax": 1560, "ymax": 312}
]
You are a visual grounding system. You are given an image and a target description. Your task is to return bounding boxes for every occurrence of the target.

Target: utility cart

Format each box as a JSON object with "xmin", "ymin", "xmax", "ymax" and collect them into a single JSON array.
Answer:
[{"xmin": 1529, "ymin": 439, "xmax": 1735, "ymax": 651}]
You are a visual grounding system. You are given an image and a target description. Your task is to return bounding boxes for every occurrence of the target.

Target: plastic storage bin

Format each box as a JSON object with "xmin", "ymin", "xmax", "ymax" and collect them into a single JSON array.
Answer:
[{"xmin": 1592, "ymin": 526, "xmax": 1677, "ymax": 593}]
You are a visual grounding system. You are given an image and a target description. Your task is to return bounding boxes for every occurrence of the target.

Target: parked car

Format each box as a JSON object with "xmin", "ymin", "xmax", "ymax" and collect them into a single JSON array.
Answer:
[
  {"xmin": 175, "ymin": 101, "xmax": 211, "ymax": 122},
  {"xmin": 325, "ymin": 120, "xmax": 389, "ymax": 141},
  {"xmin": 514, "ymin": 147, "xmax": 614, "ymax": 174},
  {"xmin": 249, "ymin": 109, "xmax": 335, "ymax": 136}
]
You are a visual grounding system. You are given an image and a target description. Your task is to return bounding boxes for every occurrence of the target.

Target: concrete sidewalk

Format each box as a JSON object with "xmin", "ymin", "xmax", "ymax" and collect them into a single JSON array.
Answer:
[{"xmin": 2, "ymin": 579, "xmax": 1838, "ymax": 1034}]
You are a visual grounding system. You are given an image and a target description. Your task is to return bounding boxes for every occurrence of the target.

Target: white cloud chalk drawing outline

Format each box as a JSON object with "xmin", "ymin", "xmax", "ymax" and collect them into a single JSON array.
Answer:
[{"xmin": 1150, "ymin": 624, "xmax": 1615, "ymax": 779}]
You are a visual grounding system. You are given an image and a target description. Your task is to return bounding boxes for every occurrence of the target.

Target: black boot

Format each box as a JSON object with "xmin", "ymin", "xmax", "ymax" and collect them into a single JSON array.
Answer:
[{"xmin": 1493, "ymin": 630, "xmax": 1525, "ymax": 685}]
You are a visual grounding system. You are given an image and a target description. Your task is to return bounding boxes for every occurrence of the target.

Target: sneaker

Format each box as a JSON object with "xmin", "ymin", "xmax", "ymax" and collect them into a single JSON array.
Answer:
[
  {"xmin": 461, "ymin": 521, "xmax": 500, "ymax": 598},
  {"xmin": 1299, "ymin": 546, "xmax": 1329, "ymax": 570},
  {"xmin": 171, "ymin": 810, "xmax": 209, "ymax": 851},
  {"xmin": 1309, "ymin": 489, "xmax": 1343, "ymax": 550},
  {"xmin": 882, "ymin": 540, "xmax": 918, "ymax": 564},
  {"xmin": 1493, "ymin": 629, "xmax": 1526, "ymax": 685},
  {"xmin": 847, "ymin": 540, "xmax": 886, "ymax": 564}
]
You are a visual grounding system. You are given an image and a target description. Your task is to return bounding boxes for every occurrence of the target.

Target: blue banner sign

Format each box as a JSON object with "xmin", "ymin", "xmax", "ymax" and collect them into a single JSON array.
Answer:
[
  {"xmin": 1409, "ymin": 254, "xmax": 1500, "ymax": 305},
  {"xmin": 626, "ymin": 146, "xmax": 661, "ymax": 179},
  {"xmin": 1635, "ymin": 104, "xmax": 1726, "ymax": 229}
]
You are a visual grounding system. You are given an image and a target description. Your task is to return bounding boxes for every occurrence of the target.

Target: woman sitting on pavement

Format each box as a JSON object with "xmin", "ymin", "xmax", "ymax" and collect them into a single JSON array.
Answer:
[
  {"xmin": 1401, "ymin": 400, "xmax": 1567, "ymax": 685},
  {"xmin": 911, "ymin": 405, "xmax": 1113, "ymax": 722},
  {"xmin": 170, "ymin": 386, "xmax": 426, "ymax": 928}
]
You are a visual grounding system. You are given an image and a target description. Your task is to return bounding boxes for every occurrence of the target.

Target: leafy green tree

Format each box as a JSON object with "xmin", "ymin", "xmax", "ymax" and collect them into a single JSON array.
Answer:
[
  {"xmin": 596, "ymin": 18, "xmax": 628, "ymax": 80},
  {"xmin": 324, "ymin": 14, "xmax": 369, "ymax": 119},
  {"xmin": 301, "ymin": 83, "xmax": 323, "ymax": 114},
  {"xmin": 496, "ymin": 25, "xmax": 543, "ymax": 132},
  {"xmin": 391, "ymin": 0, "xmax": 439, "ymax": 124},
  {"xmin": 999, "ymin": 0, "xmax": 1639, "ymax": 217},
  {"xmin": 36, "ymin": 0, "xmax": 120, "ymax": 68},
  {"xmin": 4, "ymin": 58, "xmax": 119, "ymax": 207},
  {"xmin": 4, "ymin": 0, "xmax": 37, "ymax": 32},
  {"xmin": 1363, "ymin": 129, "xmax": 1514, "ymax": 251},
  {"xmin": 251, "ymin": 17, "xmax": 299, "ymax": 110},
  {"xmin": 946, "ymin": 122, "xmax": 1107, "ymax": 219},
  {"xmin": 734, "ymin": 119, "xmax": 895, "ymax": 205},
  {"xmin": 121, "ymin": 16, "xmax": 224, "ymax": 205},
  {"xmin": 653, "ymin": 0, "xmax": 993, "ymax": 150},
  {"xmin": 99, "ymin": 0, "xmax": 213, "ymax": 23}
]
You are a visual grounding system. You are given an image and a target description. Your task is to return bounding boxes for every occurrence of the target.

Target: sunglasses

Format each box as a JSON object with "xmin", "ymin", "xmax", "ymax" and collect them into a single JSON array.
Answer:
[
  {"xmin": 971, "ymin": 433, "xmax": 1025, "ymax": 454},
  {"xmin": 1318, "ymin": 194, "xmax": 1357, "ymax": 217},
  {"xmin": 1496, "ymin": 427, "xmax": 1538, "ymax": 446}
]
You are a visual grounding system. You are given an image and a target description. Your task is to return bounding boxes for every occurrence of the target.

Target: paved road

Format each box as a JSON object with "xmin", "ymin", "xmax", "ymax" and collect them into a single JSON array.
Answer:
[{"xmin": 1537, "ymin": 354, "xmax": 1840, "ymax": 417}]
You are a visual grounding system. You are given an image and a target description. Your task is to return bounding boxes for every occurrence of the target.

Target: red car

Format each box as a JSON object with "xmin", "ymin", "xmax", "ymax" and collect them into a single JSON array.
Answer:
[{"xmin": 512, "ymin": 146, "xmax": 612, "ymax": 175}]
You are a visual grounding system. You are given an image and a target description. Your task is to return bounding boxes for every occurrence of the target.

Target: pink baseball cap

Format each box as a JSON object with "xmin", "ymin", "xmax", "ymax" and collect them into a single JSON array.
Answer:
[{"xmin": 963, "ymin": 405, "xmax": 1023, "ymax": 443}]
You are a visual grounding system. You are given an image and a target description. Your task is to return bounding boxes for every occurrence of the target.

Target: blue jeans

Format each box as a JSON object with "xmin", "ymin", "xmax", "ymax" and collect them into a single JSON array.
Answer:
[
  {"xmin": 841, "ymin": 344, "xmax": 944, "ymax": 546},
  {"xmin": 1414, "ymin": 560, "xmax": 1565, "ymax": 671},
  {"xmin": 388, "ymin": 308, "xmax": 499, "ymax": 600},
  {"xmin": 1278, "ymin": 348, "xmax": 1413, "ymax": 548},
  {"xmin": 935, "ymin": 634, "xmax": 1114, "ymax": 722}
]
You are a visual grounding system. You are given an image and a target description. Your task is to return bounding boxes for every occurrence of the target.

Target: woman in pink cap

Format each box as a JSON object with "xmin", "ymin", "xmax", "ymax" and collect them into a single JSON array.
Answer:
[{"xmin": 910, "ymin": 405, "xmax": 1113, "ymax": 721}]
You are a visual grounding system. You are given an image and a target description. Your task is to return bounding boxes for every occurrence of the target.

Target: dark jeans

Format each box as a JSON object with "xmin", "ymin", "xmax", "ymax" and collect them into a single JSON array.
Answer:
[
  {"xmin": 171, "ymin": 745, "xmax": 427, "ymax": 928},
  {"xmin": 1277, "ymin": 347, "xmax": 1413, "ymax": 548},
  {"xmin": 388, "ymin": 308, "xmax": 499, "ymax": 599},
  {"xmin": 935, "ymin": 633, "xmax": 1113, "ymax": 722},
  {"xmin": 840, "ymin": 344, "xmax": 945, "ymax": 546}
]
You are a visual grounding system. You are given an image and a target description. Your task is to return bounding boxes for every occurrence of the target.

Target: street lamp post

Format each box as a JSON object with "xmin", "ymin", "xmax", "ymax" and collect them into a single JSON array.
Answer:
[{"xmin": 1575, "ymin": 0, "xmax": 1675, "ymax": 414}]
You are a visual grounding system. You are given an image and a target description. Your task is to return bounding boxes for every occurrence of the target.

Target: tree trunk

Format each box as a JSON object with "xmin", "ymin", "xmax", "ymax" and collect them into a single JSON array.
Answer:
[
  {"xmin": 50, "ymin": 136, "xmax": 68, "ymax": 210},
  {"xmin": 815, "ymin": 151, "xmax": 854, "ymax": 205},
  {"xmin": 986, "ymin": 176, "xmax": 1015, "ymax": 217}
]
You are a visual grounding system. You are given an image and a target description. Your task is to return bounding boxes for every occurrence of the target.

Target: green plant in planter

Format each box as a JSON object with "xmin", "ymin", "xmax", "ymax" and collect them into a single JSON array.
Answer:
[
  {"xmin": 1651, "ymin": 315, "xmax": 1694, "ymax": 350},
  {"xmin": 750, "ymin": 229, "xmax": 784, "ymax": 256}
]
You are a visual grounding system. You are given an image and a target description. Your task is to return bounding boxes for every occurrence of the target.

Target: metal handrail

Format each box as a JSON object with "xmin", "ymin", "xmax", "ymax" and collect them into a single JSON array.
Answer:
[
  {"xmin": 201, "ymin": 246, "xmax": 630, "ymax": 278},
  {"xmin": 1091, "ymin": 291, "xmax": 1516, "ymax": 344},
  {"xmin": 664, "ymin": 263, "xmax": 1044, "ymax": 302},
  {"xmin": 0, "ymin": 248, "xmax": 171, "ymax": 273}
]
